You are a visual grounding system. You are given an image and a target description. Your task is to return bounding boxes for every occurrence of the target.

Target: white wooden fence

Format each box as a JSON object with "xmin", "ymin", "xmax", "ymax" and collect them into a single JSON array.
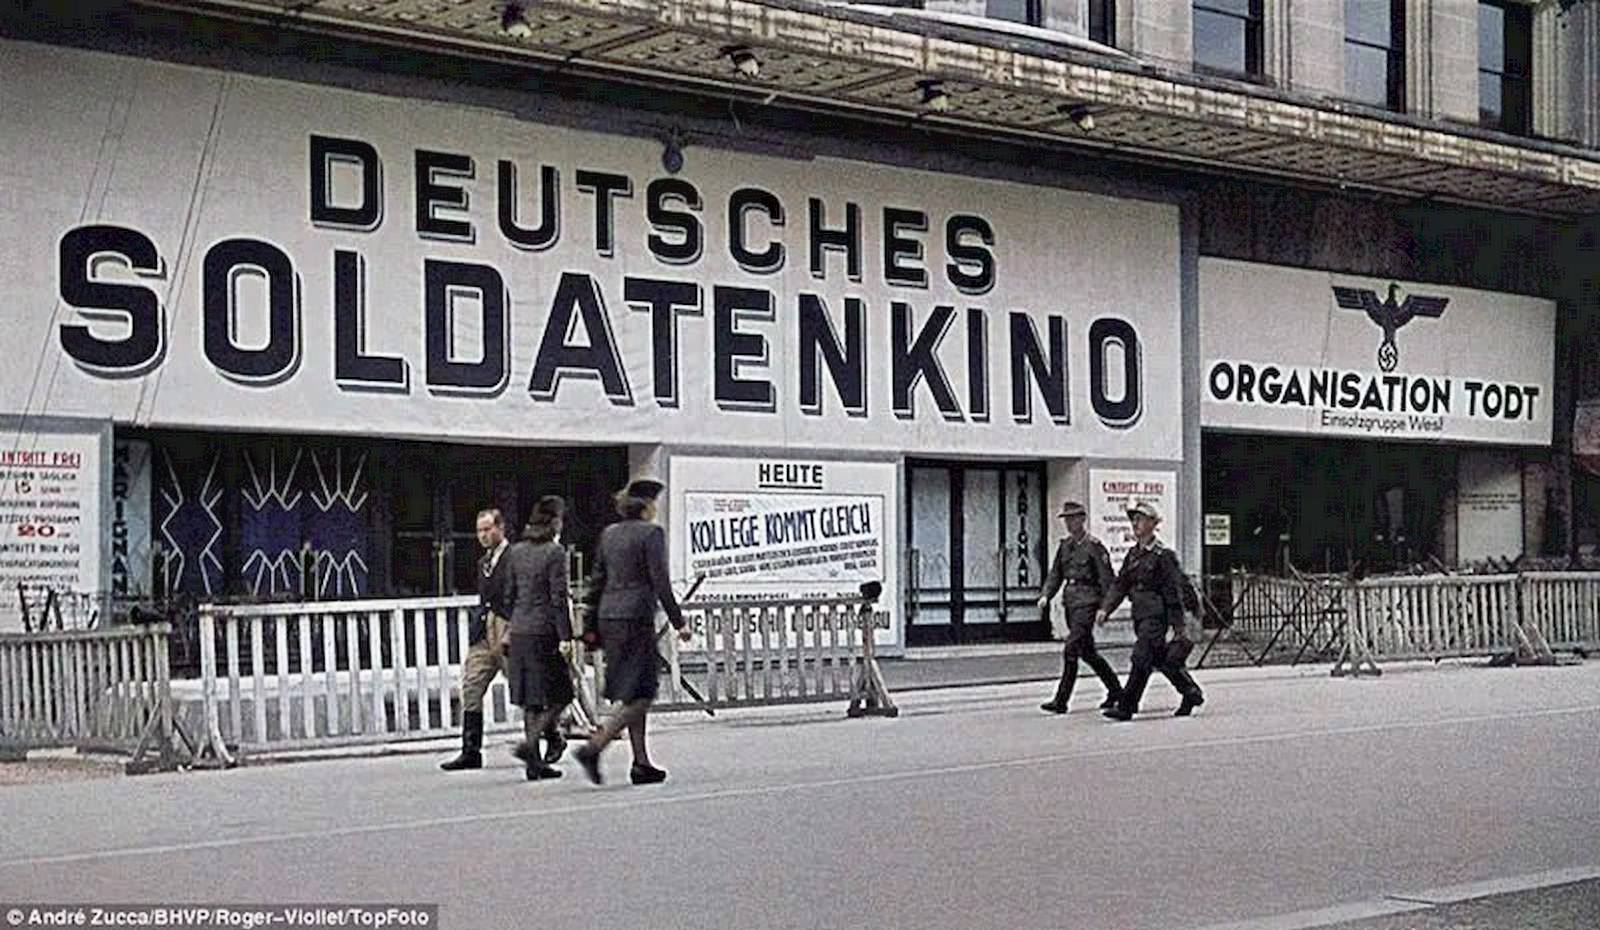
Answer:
[
  {"xmin": 1210, "ymin": 571, "xmax": 1597, "ymax": 675},
  {"xmin": 1519, "ymin": 573, "xmax": 1600, "ymax": 650},
  {"xmin": 0, "ymin": 624, "xmax": 178, "ymax": 767},
  {"xmin": 1346, "ymin": 575, "xmax": 1523, "ymax": 661},
  {"xmin": 193, "ymin": 593, "xmax": 875, "ymax": 762}
]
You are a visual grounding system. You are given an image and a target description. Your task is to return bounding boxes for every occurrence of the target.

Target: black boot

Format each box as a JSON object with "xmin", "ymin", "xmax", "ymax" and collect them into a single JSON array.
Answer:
[
  {"xmin": 1041, "ymin": 662, "xmax": 1076, "ymax": 714},
  {"xmin": 440, "ymin": 711, "xmax": 484, "ymax": 770},
  {"xmin": 630, "ymin": 763, "xmax": 668, "ymax": 785},
  {"xmin": 542, "ymin": 728, "xmax": 567, "ymax": 764},
  {"xmin": 1174, "ymin": 691, "xmax": 1205, "ymax": 717}
]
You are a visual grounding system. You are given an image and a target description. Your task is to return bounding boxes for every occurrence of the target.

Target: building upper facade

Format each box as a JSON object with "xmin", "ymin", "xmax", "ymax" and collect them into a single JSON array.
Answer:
[
  {"xmin": 9, "ymin": 0, "xmax": 1589, "ymax": 220},
  {"xmin": 903, "ymin": 0, "xmax": 1599, "ymax": 147}
]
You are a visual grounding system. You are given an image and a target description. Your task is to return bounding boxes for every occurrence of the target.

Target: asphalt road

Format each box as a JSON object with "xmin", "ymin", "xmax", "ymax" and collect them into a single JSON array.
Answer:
[{"xmin": 1, "ymin": 662, "xmax": 1597, "ymax": 930}]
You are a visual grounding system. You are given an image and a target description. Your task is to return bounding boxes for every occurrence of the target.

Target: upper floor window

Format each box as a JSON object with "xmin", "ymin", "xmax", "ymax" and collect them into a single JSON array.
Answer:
[
  {"xmin": 1089, "ymin": 0, "xmax": 1115, "ymax": 46},
  {"xmin": 1478, "ymin": 1, "xmax": 1532, "ymax": 134},
  {"xmin": 1194, "ymin": 0, "xmax": 1263, "ymax": 77},
  {"xmin": 1345, "ymin": 0, "xmax": 1405, "ymax": 109},
  {"xmin": 986, "ymin": 0, "xmax": 1041, "ymax": 26}
]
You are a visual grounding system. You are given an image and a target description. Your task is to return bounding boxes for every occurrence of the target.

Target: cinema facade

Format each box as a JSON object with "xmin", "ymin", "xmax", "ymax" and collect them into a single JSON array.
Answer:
[{"xmin": 0, "ymin": 8, "xmax": 1582, "ymax": 649}]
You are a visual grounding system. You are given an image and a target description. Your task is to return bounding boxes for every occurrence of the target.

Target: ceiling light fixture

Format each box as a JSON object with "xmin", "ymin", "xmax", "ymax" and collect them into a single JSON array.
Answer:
[
  {"xmin": 500, "ymin": 4, "xmax": 533, "ymax": 39},
  {"xmin": 723, "ymin": 45, "xmax": 761, "ymax": 79},
  {"xmin": 1062, "ymin": 103, "xmax": 1095, "ymax": 132}
]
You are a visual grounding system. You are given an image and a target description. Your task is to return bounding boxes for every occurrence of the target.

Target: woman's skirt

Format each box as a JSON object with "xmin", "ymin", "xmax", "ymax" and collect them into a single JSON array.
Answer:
[
  {"xmin": 506, "ymin": 634, "xmax": 574, "ymax": 711},
  {"xmin": 599, "ymin": 618, "xmax": 659, "ymax": 702}
]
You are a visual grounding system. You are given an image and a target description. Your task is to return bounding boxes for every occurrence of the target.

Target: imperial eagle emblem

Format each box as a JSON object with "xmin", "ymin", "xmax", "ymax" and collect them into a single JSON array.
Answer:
[{"xmin": 1332, "ymin": 283, "xmax": 1450, "ymax": 372}]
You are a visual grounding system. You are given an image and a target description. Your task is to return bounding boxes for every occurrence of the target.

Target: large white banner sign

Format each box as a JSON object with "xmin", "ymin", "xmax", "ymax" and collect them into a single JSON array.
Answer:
[
  {"xmin": 1200, "ymin": 259, "xmax": 1554, "ymax": 445},
  {"xmin": 669, "ymin": 456, "xmax": 899, "ymax": 652},
  {"xmin": 0, "ymin": 419, "xmax": 108, "ymax": 631},
  {"xmin": 0, "ymin": 40, "xmax": 1182, "ymax": 460}
]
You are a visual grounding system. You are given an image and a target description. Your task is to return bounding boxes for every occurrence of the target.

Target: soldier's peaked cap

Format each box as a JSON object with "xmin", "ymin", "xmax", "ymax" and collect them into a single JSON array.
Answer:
[
  {"xmin": 625, "ymin": 478, "xmax": 665, "ymax": 501},
  {"xmin": 1057, "ymin": 501, "xmax": 1087, "ymax": 517},
  {"xmin": 1126, "ymin": 500, "xmax": 1162, "ymax": 521}
]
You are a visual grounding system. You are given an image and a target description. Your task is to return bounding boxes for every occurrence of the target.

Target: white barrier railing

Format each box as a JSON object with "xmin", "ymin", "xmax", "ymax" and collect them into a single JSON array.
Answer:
[
  {"xmin": 197, "ymin": 597, "xmax": 495, "ymax": 760},
  {"xmin": 672, "ymin": 598, "xmax": 864, "ymax": 708},
  {"xmin": 1213, "ymin": 570, "xmax": 1600, "ymax": 676},
  {"xmin": 0, "ymin": 624, "xmax": 173, "ymax": 760},
  {"xmin": 196, "ymin": 592, "xmax": 880, "ymax": 760},
  {"xmin": 1518, "ymin": 573, "xmax": 1600, "ymax": 650},
  {"xmin": 1346, "ymin": 575, "xmax": 1522, "ymax": 662}
]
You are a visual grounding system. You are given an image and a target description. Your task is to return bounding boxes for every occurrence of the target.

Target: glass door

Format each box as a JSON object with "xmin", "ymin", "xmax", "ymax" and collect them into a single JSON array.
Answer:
[{"xmin": 907, "ymin": 460, "xmax": 1048, "ymax": 645}]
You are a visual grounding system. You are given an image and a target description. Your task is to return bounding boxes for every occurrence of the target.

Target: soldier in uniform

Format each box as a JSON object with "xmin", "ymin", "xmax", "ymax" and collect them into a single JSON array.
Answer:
[
  {"xmin": 1097, "ymin": 501, "xmax": 1205, "ymax": 721},
  {"xmin": 572, "ymin": 478, "xmax": 692, "ymax": 787},
  {"xmin": 440, "ymin": 506, "xmax": 561, "ymax": 771},
  {"xmin": 1037, "ymin": 501, "xmax": 1123, "ymax": 714}
]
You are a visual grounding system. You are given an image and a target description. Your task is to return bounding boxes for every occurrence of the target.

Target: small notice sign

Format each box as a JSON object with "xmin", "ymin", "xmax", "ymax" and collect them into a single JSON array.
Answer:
[{"xmin": 1204, "ymin": 514, "xmax": 1231, "ymax": 547}]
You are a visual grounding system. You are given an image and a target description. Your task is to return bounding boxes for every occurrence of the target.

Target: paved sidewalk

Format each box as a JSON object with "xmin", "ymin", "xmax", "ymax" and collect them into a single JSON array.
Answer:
[
  {"xmin": 1326, "ymin": 878, "xmax": 1600, "ymax": 929},
  {"xmin": 880, "ymin": 642, "xmax": 1082, "ymax": 691}
]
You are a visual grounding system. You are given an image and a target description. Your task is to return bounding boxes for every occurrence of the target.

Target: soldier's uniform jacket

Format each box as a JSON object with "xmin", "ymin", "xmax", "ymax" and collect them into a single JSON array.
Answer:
[
  {"xmin": 1041, "ymin": 534, "xmax": 1115, "ymax": 609},
  {"xmin": 1101, "ymin": 539, "xmax": 1186, "ymax": 634},
  {"xmin": 583, "ymin": 519, "xmax": 685, "ymax": 628}
]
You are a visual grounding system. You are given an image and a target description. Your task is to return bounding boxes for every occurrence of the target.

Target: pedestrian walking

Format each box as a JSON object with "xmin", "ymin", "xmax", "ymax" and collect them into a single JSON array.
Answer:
[
  {"xmin": 572, "ymin": 478, "xmax": 691, "ymax": 786},
  {"xmin": 502, "ymin": 496, "xmax": 576, "ymax": 781},
  {"xmin": 1037, "ymin": 501, "xmax": 1123, "ymax": 714},
  {"xmin": 1098, "ymin": 501, "xmax": 1205, "ymax": 720},
  {"xmin": 440, "ymin": 508, "xmax": 514, "ymax": 771}
]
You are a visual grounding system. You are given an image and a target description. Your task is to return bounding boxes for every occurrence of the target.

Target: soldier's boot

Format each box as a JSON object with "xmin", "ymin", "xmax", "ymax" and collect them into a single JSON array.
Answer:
[
  {"xmin": 440, "ymin": 711, "xmax": 484, "ymax": 770},
  {"xmin": 1174, "ymin": 690, "xmax": 1206, "ymax": 717},
  {"xmin": 1041, "ymin": 663, "xmax": 1077, "ymax": 714},
  {"xmin": 1086, "ymin": 654, "xmax": 1123, "ymax": 709}
]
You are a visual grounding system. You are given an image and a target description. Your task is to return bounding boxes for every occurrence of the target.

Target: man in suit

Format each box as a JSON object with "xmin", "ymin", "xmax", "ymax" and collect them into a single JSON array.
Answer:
[
  {"xmin": 1037, "ymin": 501, "xmax": 1122, "ymax": 714},
  {"xmin": 440, "ymin": 508, "xmax": 511, "ymax": 770},
  {"xmin": 441, "ymin": 506, "xmax": 563, "ymax": 770},
  {"xmin": 1097, "ymin": 501, "xmax": 1205, "ymax": 721},
  {"xmin": 572, "ymin": 478, "xmax": 692, "ymax": 787}
]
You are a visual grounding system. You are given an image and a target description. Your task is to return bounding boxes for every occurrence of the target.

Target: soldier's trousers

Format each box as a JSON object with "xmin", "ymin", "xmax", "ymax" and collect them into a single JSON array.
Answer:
[
  {"xmin": 1118, "ymin": 627, "xmax": 1202, "ymax": 714},
  {"xmin": 1051, "ymin": 604, "xmax": 1122, "ymax": 704},
  {"xmin": 459, "ymin": 613, "xmax": 508, "ymax": 714}
]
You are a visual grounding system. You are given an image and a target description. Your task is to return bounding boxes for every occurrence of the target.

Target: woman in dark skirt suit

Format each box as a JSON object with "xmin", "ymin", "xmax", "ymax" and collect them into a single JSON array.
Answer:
[
  {"xmin": 572, "ymin": 478, "xmax": 690, "ymax": 786},
  {"xmin": 502, "ymin": 495, "xmax": 576, "ymax": 781}
]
